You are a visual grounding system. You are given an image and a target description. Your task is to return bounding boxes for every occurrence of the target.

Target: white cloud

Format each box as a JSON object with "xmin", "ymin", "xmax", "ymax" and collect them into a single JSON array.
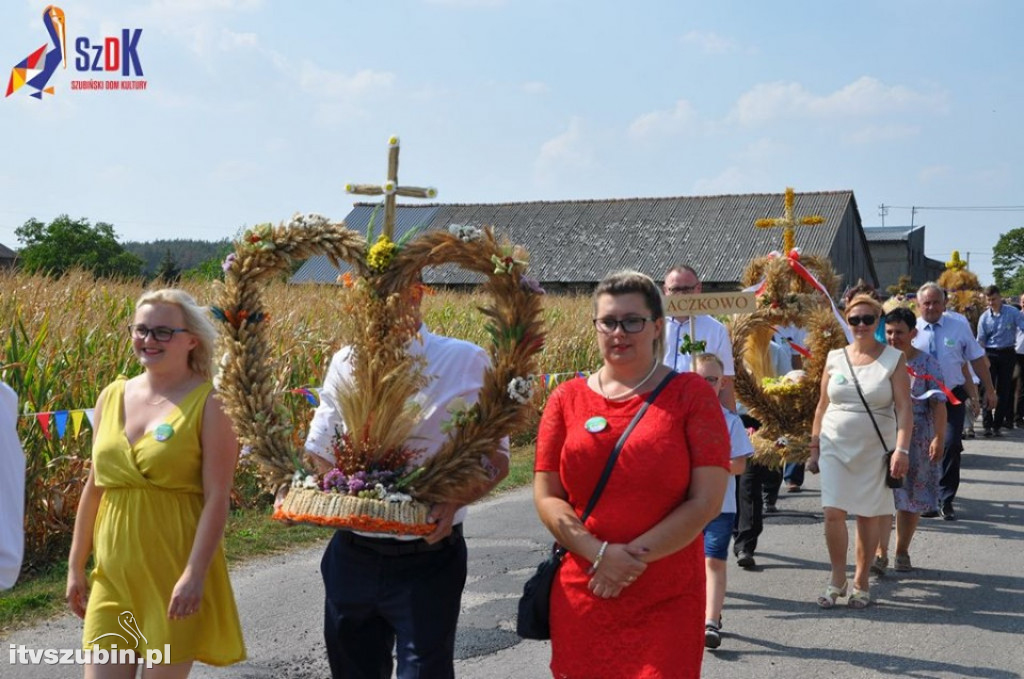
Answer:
[
  {"xmin": 628, "ymin": 99, "xmax": 699, "ymax": 140},
  {"xmin": 298, "ymin": 63, "xmax": 395, "ymax": 99},
  {"xmin": 691, "ymin": 138, "xmax": 789, "ymax": 195},
  {"xmin": 918, "ymin": 164, "xmax": 952, "ymax": 184},
  {"xmin": 729, "ymin": 76, "xmax": 947, "ymax": 126},
  {"xmin": 842, "ymin": 124, "xmax": 921, "ymax": 145},
  {"xmin": 681, "ymin": 30, "xmax": 737, "ymax": 55},
  {"xmin": 534, "ymin": 117, "xmax": 596, "ymax": 185},
  {"xmin": 521, "ymin": 81, "xmax": 549, "ymax": 95}
]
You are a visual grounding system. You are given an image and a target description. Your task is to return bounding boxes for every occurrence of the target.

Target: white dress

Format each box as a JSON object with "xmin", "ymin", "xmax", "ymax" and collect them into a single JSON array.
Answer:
[{"xmin": 819, "ymin": 346, "xmax": 900, "ymax": 517}]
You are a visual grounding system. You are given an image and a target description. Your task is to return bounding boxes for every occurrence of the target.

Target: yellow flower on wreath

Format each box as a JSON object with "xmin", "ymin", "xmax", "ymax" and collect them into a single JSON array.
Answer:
[{"xmin": 367, "ymin": 234, "xmax": 398, "ymax": 273}]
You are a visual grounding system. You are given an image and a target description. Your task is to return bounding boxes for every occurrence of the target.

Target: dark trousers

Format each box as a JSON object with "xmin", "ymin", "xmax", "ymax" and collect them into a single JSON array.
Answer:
[
  {"xmin": 1015, "ymin": 353, "xmax": 1024, "ymax": 421},
  {"xmin": 983, "ymin": 348, "xmax": 1017, "ymax": 430},
  {"xmin": 734, "ymin": 460, "xmax": 780, "ymax": 557},
  {"xmin": 321, "ymin": 526, "xmax": 467, "ymax": 679},
  {"xmin": 941, "ymin": 386, "xmax": 968, "ymax": 506}
]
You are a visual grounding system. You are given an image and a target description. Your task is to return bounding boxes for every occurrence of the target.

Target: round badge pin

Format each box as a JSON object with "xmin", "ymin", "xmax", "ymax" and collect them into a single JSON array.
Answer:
[
  {"xmin": 584, "ymin": 416, "xmax": 608, "ymax": 433},
  {"xmin": 153, "ymin": 423, "xmax": 174, "ymax": 442},
  {"xmin": 833, "ymin": 374, "xmax": 848, "ymax": 385}
]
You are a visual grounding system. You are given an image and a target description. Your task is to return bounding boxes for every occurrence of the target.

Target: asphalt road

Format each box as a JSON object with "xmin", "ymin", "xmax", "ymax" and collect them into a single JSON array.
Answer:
[{"xmin": 4, "ymin": 431, "xmax": 1023, "ymax": 678}]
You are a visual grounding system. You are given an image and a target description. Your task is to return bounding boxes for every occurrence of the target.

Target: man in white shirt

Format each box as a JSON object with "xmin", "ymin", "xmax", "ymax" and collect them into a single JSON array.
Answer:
[
  {"xmin": 305, "ymin": 290, "xmax": 509, "ymax": 679},
  {"xmin": 912, "ymin": 282, "xmax": 995, "ymax": 521},
  {"xmin": 1, "ymin": 380, "xmax": 25, "ymax": 590},
  {"xmin": 661, "ymin": 265, "xmax": 736, "ymax": 410}
]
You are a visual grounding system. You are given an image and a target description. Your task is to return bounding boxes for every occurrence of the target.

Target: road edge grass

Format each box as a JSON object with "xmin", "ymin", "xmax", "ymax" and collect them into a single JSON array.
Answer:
[{"xmin": 0, "ymin": 444, "xmax": 535, "ymax": 637}]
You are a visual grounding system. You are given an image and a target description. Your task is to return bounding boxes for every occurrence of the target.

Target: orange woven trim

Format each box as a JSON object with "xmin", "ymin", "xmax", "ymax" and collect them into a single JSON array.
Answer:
[{"xmin": 271, "ymin": 507, "xmax": 435, "ymax": 536}]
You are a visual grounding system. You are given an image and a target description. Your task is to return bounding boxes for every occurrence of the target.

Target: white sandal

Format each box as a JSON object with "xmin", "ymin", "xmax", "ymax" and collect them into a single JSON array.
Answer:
[{"xmin": 816, "ymin": 581, "xmax": 848, "ymax": 609}]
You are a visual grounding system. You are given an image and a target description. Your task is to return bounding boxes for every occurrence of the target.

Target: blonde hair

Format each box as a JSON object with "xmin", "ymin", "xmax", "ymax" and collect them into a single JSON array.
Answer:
[
  {"xmin": 593, "ymin": 269, "xmax": 666, "ymax": 358},
  {"xmin": 135, "ymin": 289, "xmax": 217, "ymax": 380},
  {"xmin": 693, "ymin": 352, "xmax": 724, "ymax": 372},
  {"xmin": 845, "ymin": 293, "xmax": 884, "ymax": 319}
]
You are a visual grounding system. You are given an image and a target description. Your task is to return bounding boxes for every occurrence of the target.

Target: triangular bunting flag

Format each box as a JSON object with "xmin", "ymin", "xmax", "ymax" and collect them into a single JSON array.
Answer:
[
  {"xmin": 54, "ymin": 411, "xmax": 69, "ymax": 439},
  {"xmin": 71, "ymin": 410, "xmax": 85, "ymax": 437},
  {"xmin": 85, "ymin": 409, "xmax": 96, "ymax": 429},
  {"xmin": 36, "ymin": 412, "xmax": 52, "ymax": 440}
]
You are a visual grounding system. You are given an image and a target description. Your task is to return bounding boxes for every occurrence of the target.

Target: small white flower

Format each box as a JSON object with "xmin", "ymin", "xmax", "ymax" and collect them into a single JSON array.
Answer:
[
  {"xmin": 775, "ymin": 437, "xmax": 789, "ymax": 448},
  {"xmin": 385, "ymin": 492, "xmax": 413, "ymax": 503},
  {"xmin": 374, "ymin": 483, "xmax": 388, "ymax": 500},
  {"xmin": 292, "ymin": 470, "xmax": 305, "ymax": 488},
  {"xmin": 448, "ymin": 224, "xmax": 483, "ymax": 242},
  {"xmin": 507, "ymin": 377, "xmax": 535, "ymax": 404},
  {"xmin": 303, "ymin": 474, "xmax": 319, "ymax": 489},
  {"xmin": 383, "ymin": 180, "xmax": 397, "ymax": 195}
]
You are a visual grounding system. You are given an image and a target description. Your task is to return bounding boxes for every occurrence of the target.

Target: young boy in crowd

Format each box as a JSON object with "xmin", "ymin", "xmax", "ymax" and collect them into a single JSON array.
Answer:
[{"xmin": 694, "ymin": 353, "xmax": 753, "ymax": 649}]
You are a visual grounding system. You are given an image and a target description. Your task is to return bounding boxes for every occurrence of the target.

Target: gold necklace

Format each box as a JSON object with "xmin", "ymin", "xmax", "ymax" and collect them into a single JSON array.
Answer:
[
  {"xmin": 598, "ymin": 362, "xmax": 659, "ymax": 401},
  {"xmin": 144, "ymin": 395, "xmax": 169, "ymax": 406}
]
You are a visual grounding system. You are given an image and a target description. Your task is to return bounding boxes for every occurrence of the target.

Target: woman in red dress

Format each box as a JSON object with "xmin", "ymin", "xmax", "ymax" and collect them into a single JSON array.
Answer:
[{"xmin": 534, "ymin": 270, "xmax": 731, "ymax": 679}]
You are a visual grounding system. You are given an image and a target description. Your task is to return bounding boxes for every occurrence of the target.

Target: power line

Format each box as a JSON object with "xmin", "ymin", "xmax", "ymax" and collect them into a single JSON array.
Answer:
[{"xmin": 885, "ymin": 205, "xmax": 1024, "ymax": 212}]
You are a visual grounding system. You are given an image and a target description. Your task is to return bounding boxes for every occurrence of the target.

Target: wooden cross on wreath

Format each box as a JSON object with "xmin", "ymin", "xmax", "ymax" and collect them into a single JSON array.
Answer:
[
  {"xmin": 755, "ymin": 187, "xmax": 825, "ymax": 254},
  {"xmin": 345, "ymin": 135, "xmax": 438, "ymax": 240}
]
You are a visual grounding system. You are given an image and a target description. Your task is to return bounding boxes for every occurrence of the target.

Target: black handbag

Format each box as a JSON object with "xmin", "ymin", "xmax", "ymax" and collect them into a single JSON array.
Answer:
[
  {"xmin": 842, "ymin": 348, "xmax": 903, "ymax": 489},
  {"xmin": 515, "ymin": 371, "xmax": 675, "ymax": 640}
]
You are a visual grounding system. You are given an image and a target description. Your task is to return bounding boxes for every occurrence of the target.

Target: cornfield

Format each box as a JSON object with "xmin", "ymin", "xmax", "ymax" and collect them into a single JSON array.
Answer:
[{"xmin": 0, "ymin": 269, "xmax": 600, "ymax": 572}]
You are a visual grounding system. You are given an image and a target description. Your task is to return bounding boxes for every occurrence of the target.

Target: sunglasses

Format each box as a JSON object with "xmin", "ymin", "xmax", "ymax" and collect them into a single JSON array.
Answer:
[{"xmin": 847, "ymin": 315, "xmax": 877, "ymax": 327}]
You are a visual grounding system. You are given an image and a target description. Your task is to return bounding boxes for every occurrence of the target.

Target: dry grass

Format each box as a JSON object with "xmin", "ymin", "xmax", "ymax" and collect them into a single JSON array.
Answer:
[{"xmin": 0, "ymin": 269, "xmax": 598, "ymax": 573}]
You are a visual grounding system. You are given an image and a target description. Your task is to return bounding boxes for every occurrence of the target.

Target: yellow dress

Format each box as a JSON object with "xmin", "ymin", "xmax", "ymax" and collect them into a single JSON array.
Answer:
[{"xmin": 82, "ymin": 377, "xmax": 245, "ymax": 666}]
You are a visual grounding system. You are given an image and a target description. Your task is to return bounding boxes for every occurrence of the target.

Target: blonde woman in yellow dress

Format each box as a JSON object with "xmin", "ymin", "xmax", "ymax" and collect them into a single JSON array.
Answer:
[{"xmin": 66, "ymin": 289, "xmax": 245, "ymax": 677}]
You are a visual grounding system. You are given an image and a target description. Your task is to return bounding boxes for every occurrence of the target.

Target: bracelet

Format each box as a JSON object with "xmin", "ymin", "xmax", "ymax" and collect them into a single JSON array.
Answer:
[
  {"xmin": 895, "ymin": 447, "xmax": 910, "ymax": 454},
  {"xmin": 588, "ymin": 541, "xmax": 609, "ymax": 575}
]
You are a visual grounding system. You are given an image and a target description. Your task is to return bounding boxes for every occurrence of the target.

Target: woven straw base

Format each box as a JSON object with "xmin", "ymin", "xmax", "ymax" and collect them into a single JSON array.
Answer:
[{"xmin": 272, "ymin": 487, "xmax": 434, "ymax": 535}]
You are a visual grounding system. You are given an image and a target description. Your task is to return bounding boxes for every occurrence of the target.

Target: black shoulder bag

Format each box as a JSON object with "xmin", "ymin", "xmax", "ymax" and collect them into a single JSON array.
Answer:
[
  {"xmin": 515, "ymin": 371, "xmax": 676, "ymax": 640},
  {"xmin": 842, "ymin": 348, "xmax": 902, "ymax": 489}
]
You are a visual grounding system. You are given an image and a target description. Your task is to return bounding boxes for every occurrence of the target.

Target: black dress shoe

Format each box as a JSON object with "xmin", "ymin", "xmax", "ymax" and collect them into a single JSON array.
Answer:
[
  {"xmin": 941, "ymin": 503, "xmax": 956, "ymax": 521},
  {"xmin": 921, "ymin": 509, "xmax": 940, "ymax": 518},
  {"xmin": 764, "ymin": 503, "xmax": 779, "ymax": 514},
  {"xmin": 737, "ymin": 552, "xmax": 756, "ymax": 568},
  {"xmin": 983, "ymin": 429, "xmax": 993, "ymax": 437},
  {"xmin": 993, "ymin": 428, "xmax": 1003, "ymax": 437}
]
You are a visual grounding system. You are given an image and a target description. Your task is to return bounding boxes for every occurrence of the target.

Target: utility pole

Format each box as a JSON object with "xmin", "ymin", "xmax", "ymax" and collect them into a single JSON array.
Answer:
[
  {"xmin": 910, "ymin": 206, "xmax": 917, "ymax": 227},
  {"xmin": 878, "ymin": 203, "xmax": 889, "ymax": 227}
]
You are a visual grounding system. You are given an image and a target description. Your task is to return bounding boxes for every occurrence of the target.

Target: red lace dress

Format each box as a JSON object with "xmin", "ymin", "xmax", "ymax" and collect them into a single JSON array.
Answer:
[{"xmin": 535, "ymin": 374, "xmax": 731, "ymax": 679}]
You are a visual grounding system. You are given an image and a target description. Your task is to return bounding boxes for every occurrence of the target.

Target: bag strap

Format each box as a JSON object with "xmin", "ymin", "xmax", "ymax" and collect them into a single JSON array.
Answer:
[
  {"xmin": 580, "ymin": 370, "xmax": 676, "ymax": 522},
  {"xmin": 841, "ymin": 348, "xmax": 889, "ymax": 452}
]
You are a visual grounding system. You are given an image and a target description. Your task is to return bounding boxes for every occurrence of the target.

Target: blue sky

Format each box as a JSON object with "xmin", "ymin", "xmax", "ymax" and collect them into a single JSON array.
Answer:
[{"xmin": 2, "ymin": 0, "xmax": 1022, "ymax": 283}]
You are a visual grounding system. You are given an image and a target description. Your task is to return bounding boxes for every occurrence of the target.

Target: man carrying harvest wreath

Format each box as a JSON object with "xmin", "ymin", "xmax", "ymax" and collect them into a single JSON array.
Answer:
[{"xmin": 303, "ymin": 283, "xmax": 510, "ymax": 679}]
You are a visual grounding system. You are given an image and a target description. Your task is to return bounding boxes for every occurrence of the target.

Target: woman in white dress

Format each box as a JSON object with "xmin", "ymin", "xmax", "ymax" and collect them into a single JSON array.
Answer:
[{"xmin": 807, "ymin": 294, "xmax": 913, "ymax": 608}]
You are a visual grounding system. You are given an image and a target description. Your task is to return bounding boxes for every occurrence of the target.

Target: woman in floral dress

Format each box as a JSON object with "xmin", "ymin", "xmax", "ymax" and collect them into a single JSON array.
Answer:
[{"xmin": 875, "ymin": 306, "xmax": 947, "ymax": 572}]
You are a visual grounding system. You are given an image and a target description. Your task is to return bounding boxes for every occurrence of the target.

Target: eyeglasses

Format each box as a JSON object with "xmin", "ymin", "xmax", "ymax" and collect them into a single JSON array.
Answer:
[
  {"xmin": 703, "ymin": 376, "xmax": 720, "ymax": 385},
  {"xmin": 847, "ymin": 315, "xmax": 877, "ymax": 327},
  {"xmin": 664, "ymin": 285, "xmax": 697, "ymax": 294},
  {"xmin": 593, "ymin": 317, "xmax": 654, "ymax": 334},
  {"xmin": 129, "ymin": 324, "xmax": 189, "ymax": 342}
]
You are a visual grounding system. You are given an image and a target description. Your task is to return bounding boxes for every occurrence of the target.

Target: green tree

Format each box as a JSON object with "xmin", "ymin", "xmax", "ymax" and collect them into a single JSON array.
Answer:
[
  {"xmin": 15, "ymin": 215, "xmax": 143, "ymax": 278},
  {"xmin": 154, "ymin": 248, "xmax": 182, "ymax": 283},
  {"xmin": 992, "ymin": 227, "xmax": 1024, "ymax": 295},
  {"xmin": 183, "ymin": 242, "xmax": 235, "ymax": 281}
]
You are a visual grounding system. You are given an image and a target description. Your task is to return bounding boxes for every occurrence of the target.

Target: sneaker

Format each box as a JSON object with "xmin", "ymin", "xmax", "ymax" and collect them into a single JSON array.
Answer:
[
  {"xmin": 786, "ymin": 483, "xmax": 803, "ymax": 493},
  {"xmin": 736, "ymin": 552, "xmax": 756, "ymax": 569},
  {"xmin": 964, "ymin": 430, "xmax": 976, "ymax": 439},
  {"xmin": 704, "ymin": 622, "xmax": 722, "ymax": 649},
  {"xmin": 894, "ymin": 553, "xmax": 912, "ymax": 571},
  {"xmin": 870, "ymin": 554, "xmax": 888, "ymax": 576}
]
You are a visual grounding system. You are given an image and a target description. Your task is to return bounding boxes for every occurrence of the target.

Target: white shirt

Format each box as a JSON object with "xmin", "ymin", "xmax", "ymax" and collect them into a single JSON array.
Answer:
[
  {"xmin": 773, "ymin": 324, "xmax": 808, "ymax": 371},
  {"xmin": 305, "ymin": 326, "xmax": 509, "ymax": 529},
  {"xmin": 0, "ymin": 382, "xmax": 25, "ymax": 589},
  {"xmin": 721, "ymin": 407, "xmax": 754, "ymax": 515},
  {"xmin": 911, "ymin": 312, "xmax": 984, "ymax": 388},
  {"xmin": 663, "ymin": 316, "xmax": 735, "ymax": 375}
]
